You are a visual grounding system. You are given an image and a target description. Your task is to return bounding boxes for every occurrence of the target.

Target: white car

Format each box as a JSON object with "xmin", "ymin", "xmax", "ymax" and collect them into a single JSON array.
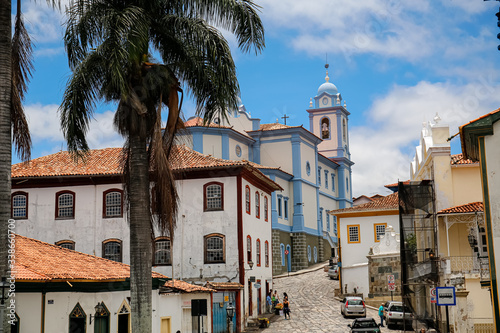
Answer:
[
  {"xmin": 340, "ymin": 296, "xmax": 366, "ymax": 318},
  {"xmin": 328, "ymin": 265, "xmax": 339, "ymax": 280}
]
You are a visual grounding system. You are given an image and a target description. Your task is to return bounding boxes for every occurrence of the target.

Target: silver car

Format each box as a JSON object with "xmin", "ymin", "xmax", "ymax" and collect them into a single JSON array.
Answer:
[
  {"xmin": 340, "ymin": 296, "xmax": 366, "ymax": 318},
  {"xmin": 328, "ymin": 265, "xmax": 339, "ymax": 280}
]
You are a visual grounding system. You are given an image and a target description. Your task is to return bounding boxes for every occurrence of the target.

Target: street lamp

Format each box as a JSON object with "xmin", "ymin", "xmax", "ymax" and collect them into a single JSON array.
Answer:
[
  {"xmin": 89, "ymin": 302, "xmax": 105, "ymax": 324},
  {"xmin": 247, "ymin": 260, "xmax": 254, "ymax": 270},
  {"xmin": 226, "ymin": 303, "xmax": 235, "ymax": 333},
  {"xmin": 468, "ymin": 228, "xmax": 478, "ymax": 248}
]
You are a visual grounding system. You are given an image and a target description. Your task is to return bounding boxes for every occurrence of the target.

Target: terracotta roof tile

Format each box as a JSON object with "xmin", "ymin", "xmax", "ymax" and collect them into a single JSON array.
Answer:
[
  {"xmin": 384, "ymin": 180, "xmax": 410, "ymax": 188},
  {"xmin": 205, "ymin": 282, "xmax": 244, "ymax": 290},
  {"xmin": 331, "ymin": 192, "xmax": 399, "ymax": 214},
  {"xmin": 14, "ymin": 235, "xmax": 166, "ymax": 282},
  {"xmin": 12, "ymin": 146, "xmax": 282, "ymax": 191},
  {"xmin": 162, "ymin": 280, "xmax": 214, "ymax": 293},
  {"xmin": 184, "ymin": 117, "xmax": 231, "ymax": 129},
  {"xmin": 258, "ymin": 123, "xmax": 295, "ymax": 131},
  {"xmin": 460, "ymin": 108, "xmax": 500, "ymax": 129},
  {"xmin": 450, "ymin": 153, "xmax": 478, "ymax": 165},
  {"xmin": 438, "ymin": 202, "xmax": 483, "ymax": 214}
]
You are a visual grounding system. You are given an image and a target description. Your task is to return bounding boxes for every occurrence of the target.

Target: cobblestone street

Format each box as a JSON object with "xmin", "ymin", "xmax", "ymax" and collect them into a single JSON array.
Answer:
[{"xmin": 249, "ymin": 264, "xmax": 410, "ymax": 333}]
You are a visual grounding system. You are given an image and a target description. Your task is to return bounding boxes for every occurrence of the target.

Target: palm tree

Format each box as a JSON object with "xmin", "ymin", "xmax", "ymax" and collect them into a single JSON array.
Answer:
[
  {"xmin": 1, "ymin": 0, "xmax": 54, "ymax": 330},
  {"xmin": 60, "ymin": 0, "xmax": 264, "ymax": 331}
]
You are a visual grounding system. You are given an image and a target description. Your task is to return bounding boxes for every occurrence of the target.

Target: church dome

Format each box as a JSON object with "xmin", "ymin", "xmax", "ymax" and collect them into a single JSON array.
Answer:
[{"xmin": 317, "ymin": 81, "xmax": 338, "ymax": 96}]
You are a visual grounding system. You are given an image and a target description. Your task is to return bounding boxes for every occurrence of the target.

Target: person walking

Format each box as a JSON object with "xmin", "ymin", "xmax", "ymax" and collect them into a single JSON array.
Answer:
[
  {"xmin": 283, "ymin": 296, "xmax": 290, "ymax": 319},
  {"xmin": 378, "ymin": 303, "xmax": 385, "ymax": 327},
  {"xmin": 266, "ymin": 292, "xmax": 272, "ymax": 313}
]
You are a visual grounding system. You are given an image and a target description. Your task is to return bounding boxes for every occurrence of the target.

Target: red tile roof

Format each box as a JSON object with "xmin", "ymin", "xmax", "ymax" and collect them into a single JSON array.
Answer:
[
  {"xmin": 331, "ymin": 192, "xmax": 399, "ymax": 214},
  {"xmin": 205, "ymin": 282, "xmax": 244, "ymax": 290},
  {"xmin": 384, "ymin": 181, "xmax": 410, "ymax": 188},
  {"xmin": 459, "ymin": 108, "xmax": 500, "ymax": 129},
  {"xmin": 162, "ymin": 280, "xmax": 214, "ymax": 293},
  {"xmin": 438, "ymin": 202, "xmax": 483, "ymax": 214},
  {"xmin": 14, "ymin": 235, "xmax": 166, "ymax": 282},
  {"xmin": 184, "ymin": 117, "xmax": 232, "ymax": 129},
  {"xmin": 11, "ymin": 146, "xmax": 282, "ymax": 190},
  {"xmin": 450, "ymin": 153, "xmax": 478, "ymax": 165},
  {"xmin": 258, "ymin": 123, "xmax": 295, "ymax": 131}
]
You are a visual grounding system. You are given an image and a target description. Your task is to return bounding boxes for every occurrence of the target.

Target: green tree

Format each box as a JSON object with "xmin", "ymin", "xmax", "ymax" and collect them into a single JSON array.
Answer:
[
  {"xmin": 60, "ymin": 1, "xmax": 264, "ymax": 331},
  {"xmin": 1, "ymin": 0, "xmax": 55, "ymax": 330}
]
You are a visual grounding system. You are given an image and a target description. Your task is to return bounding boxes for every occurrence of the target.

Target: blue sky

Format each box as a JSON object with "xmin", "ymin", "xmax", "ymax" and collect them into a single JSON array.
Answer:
[{"xmin": 14, "ymin": 0, "xmax": 500, "ymax": 197}]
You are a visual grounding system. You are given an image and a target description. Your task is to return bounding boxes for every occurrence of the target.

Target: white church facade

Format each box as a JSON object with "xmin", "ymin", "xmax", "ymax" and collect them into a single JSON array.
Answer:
[{"xmin": 179, "ymin": 66, "xmax": 354, "ymax": 274}]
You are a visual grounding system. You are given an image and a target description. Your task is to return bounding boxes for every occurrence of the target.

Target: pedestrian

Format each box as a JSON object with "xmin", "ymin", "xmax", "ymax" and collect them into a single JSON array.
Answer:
[
  {"xmin": 283, "ymin": 296, "xmax": 290, "ymax": 319},
  {"xmin": 266, "ymin": 292, "xmax": 272, "ymax": 313},
  {"xmin": 378, "ymin": 303, "xmax": 385, "ymax": 327},
  {"xmin": 271, "ymin": 290, "xmax": 276, "ymax": 309},
  {"xmin": 273, "ymin": 290, "xmax": 279, "ymax": 308},
  {"xmin": 283, "ymin": 292, "xmax": 288, "ymax": 301}
]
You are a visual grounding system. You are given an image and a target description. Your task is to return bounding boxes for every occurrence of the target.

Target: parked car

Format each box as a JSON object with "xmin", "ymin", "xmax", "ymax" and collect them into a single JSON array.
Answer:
[
  {"xmin": 328, "ymin": 264, "xmax": 339, "ymax": 280},
  {"xmin": 385, "ymin": 302, "xmax": 414, "ymax": 328},
  {"xmin": 382, "ymin": 300, "xmax": 399, "ymax": 321},
  {"xmin": 347, "ymin": 317, "xmax": 381, "ymax": 333},
  {"xmin": 340, "ymin": 296, "xmax": 366, "ymax": 318}
]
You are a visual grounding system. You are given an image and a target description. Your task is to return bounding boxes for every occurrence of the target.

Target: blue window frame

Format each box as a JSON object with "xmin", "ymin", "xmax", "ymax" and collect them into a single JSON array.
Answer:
[
  {"xmin": 278, "ymin": 195, "xmax": 283, "ymax": 218},
  {"xmin": 280, "ymin": 244, "xmax": 285, "ymax": 266},
  {"xmin": 332, "ymin": 174, "xmax": 335, "ymax": 191},
  {"xmin": 327, "ymin": 213, "xmax": 330, "ymax": 232},
  {"xmin": 346, "ymin": 177, "xmax": 349, "ymax": 192},
  {"xmin": 333, "ymin": 216, "xmax": 338, "ymax": 235},
  {"xmin": 318, "ymin": 167, "xmax": 322, "ymax": 185},
  {"xmin": 284, "ymin": 197, "xmax": 289, "ymax": 219},
  {"xmin": 325, "ymin": 170, "xmax": 329, "ymax": 189}
]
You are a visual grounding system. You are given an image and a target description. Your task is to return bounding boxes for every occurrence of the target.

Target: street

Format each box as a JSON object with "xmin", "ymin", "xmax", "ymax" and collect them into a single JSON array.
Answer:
[{"xmin": 251, "ymin": 265, "xmax": 410, "ymax": 333}]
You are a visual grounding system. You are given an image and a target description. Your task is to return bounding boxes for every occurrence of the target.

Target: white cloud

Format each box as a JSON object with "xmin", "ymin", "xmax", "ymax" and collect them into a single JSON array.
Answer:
[{"xmin": 350, "ymin": 79, "xmax": 500, "ymax": 196}]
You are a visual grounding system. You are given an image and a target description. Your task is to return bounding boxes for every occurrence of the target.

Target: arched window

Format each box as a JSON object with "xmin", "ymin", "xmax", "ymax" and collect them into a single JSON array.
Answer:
[
  {"xmin": 69, "ymin": 303, "xmax": 86, "ymax": 333},
  {"xmin": 247, "ymin": 235, "xmax": 252, "ymax": 264},
  {"xmin": 255, "ymin": 192, "xmax": 260, "ymax": 218},
  {"xmin": 204, "ymin": 182, "xmax": 224, "ymax": 211},
  {"xmin": 256, "ymin": 239, "xmax": 261, "ymax": 266},
  {"xmin": 117, "ymin": 300, "xmax": 131, "ymax": 333},
  {"xmin": 205, "ymin": 234, "xmax": 225, "ymax": 263},
  {"xmin": 265, "ymin": 241, "xmax": 269, "ymax": 267},
  {"xmin": 103, "ymin": 189, "xmax": 123, "ymax": 218},
  {"xmin": 343, "ymin": 118, "xmax": 347, "ymax": 142},
  {"xmin": 245, "ymin": 186, "xmax": 251, "ymax": 214},
  {"xmin": 321, "ymin": 117, "xmax": 330, "ymax": 139},
  {"xmin": 154, "ymin": 237, "xmax": 171, "ymax": 265},
  {"xmin": 55, "ymin": 190, "xmax": 75, "ymax": 218},
  {"xmin": 92, "ymin": 302, "xmax": 110, "ymax": 332},
  {"xmin": 11, "ymin": 191, "xmax": 28, "ymax": 219},
  {"xmin": 55, "ymin": 240, "xmax": 75, "ymax": 250},
  {"xmin": 264, "ymin": 196, "xmax": 268, "ymax": 222},
  {"xmin": 102, "ymin": 239, "xmax": 122, "ymax": 262}
]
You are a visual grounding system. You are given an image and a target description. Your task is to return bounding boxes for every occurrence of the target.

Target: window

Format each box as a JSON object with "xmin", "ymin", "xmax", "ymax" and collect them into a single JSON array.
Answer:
[
  {"xmin": 102, "ymin": 239, "xmax": 122, "ymax": 262},
  {"xmin": 327, "ymin": 213, "xmax": 330, "ymax": 232},
  {"xmin": 264, "ymin": 196, "xmax": 268, "ymax": 221},
  {"xmin": 265, "ymin": 241, "xmax": 269, "ymax": 267},
  {"xmin": 325, "ymin": 170, "xmax": 329, "ymax": 189},
  {"xmin": 284, "ymin": 198, "xmax": 288, "ymax": 219},
  {"xmin": 69, "ymin": 303, "xmax": 86, "ymax": 333},
  {"xmin": 314, "ymin": 246, "xmax": 318, "ymax": 263},
  {"xmin": 103, "ymin": 189, "xmax": 123, "ymax": 217},
  {"xmin": 318, "ymin": 167, "xmax": 322, "ymax": 185},
  {"xmin": 346, "ymin": 177, "xmax": 349, "ymax": 192},
  {"xmin": 204, "ymin": 182, "xmax": 223, "ymax": 211},
  {"xmin": 245, "ymin": 186, "xmax": 251, "ymax": 214},
  {"xmin": 306, "ymin": 161, "xmax": 311, "ymax": 176},
  {"xmin": 247, "ymin": 235, "xmax": 252, "ymax": 263},
  {"xmin": 278, "ymin": 195, "xmax": 282, "ymax": 218},
  {"xmin": 205, "ymin": 234, "xmax": 225, "ymax": 263},
  {"xmin": 348, "ymin": 225, "xmax": 360, "ymax": 243},
  {"xmin": 307, "ymin": 245, "xmax": 311, "ymax": 262},
  {"xmin": 333, "ymin": 216, "xmax": 338, "ymax": 235},
  {"xmin": 343, "ymin": 119, "xmax": 347, "ymax": 141},
  {"xmin": 374, "ymin": 223, "xmax": 387, "ymax": 242},
  {"xmin": 56, "ymin": 240, "xmax": 75, "ymax": 250},
  {"xmin": 255, "ymin": 192, "xmax": 260, "ymax": 218},
  {"xmin": 319, "ymin": 208, "xmax": 323, "ymax": 229},
  {"xmin": 280, "ymin": 244, "xmax": 285, "ymax": 266},
  {"xmin": 331, "ymin": 174, "xmax": 335, "ymax": 191},
  {"xmin": 154, "ymin": 237, "xmax": 171, "ymax": 265},
  {"xmin": 256, "ymin": 239, "xmax": 261, "ymax": 266},
  {"xmin": 11, "ymin": 191, "xmax": 28, "ymax": 219},
  {"xmin": 321, "ymin": 118, "xmax": 330, "ymax": 139},
  {"xmin": 56, "ymin": 190, "xmax": 75, "ymax": 218}
]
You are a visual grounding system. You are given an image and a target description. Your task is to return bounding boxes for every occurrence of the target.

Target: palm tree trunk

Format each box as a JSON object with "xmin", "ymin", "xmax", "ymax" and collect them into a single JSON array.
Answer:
[
  {"xmin": 129, "ymin": 128, "xmax": 153, "ymax": 333},
  {"xmin": 0, "ymin": 0, "xmax": 12, "ymax": 331}
]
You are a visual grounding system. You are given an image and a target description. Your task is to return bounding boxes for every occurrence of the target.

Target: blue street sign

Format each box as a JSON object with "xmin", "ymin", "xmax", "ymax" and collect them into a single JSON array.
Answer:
[{"xmin": 436, "ymin": 287, "xmax": 456, "ymax": 306}]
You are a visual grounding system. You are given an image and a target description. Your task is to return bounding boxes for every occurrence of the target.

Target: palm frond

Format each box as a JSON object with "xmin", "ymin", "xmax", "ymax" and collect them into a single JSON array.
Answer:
[{"xmin": 11, "ymin": 9, "xmax": 33, "ymax": 161}]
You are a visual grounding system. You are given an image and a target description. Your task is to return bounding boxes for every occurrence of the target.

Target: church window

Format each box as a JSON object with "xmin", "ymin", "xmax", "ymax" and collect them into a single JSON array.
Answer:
[
  {"xmin": 56, "ymin": 240, "xmax": 75, "ymax": 250},
  {"xmin": 307, "ymin": 245, "xmax": 311, "ymax": 262},
  {"xmin": 318, "ymin": 167, "xmax": 322, "ymax": 185},
  {"xmin": 235, "ymin": 144, "xmax": 242, "ymax": 157},
  {"xmin": 245, "ymin": 186, "xmax": 251, "ymax": 214},
  {"xmin": 264, "ymin": 196, "xmax": 268, "ymax": 221},
  {"xmin": 321, "ymin": 118, "xmax": 330, "ymax": 139},
  {"xmin": 280, "ymin": 244, "xmax": 285, "ymax": 266},
  {"xmin": 306, "ymin": 162, "xmax": 311, "ymax": 176},
  {"xmin": 103, "ymin": 189, "xmax": 123, "ymax": 217},
  {"xmin": 247, "ymin": 235, "xmax": 252, "ymax": 264},
  {"xmin": 256, "ymin": 239, "xmax": 261, "ymax": 266},
  {"xmin": 154, "ymin": 237, "xmax": 171, "ymax": 265},
  {"xmin": 283, "ymin": 197, "xmax": 288, "ymax": 219},
  {"xmin": 348, "ymin": 225, "xmax": 360, "ymax": 243},
  {"xmin": 205, "ymin": 234, "xmax": 225, "ymax": 263},
  {"xmin": 331, "ymin": 174, "xmax": 335, "ymax": 191},
  {"xmin": 343, "ymin": 119, "xmax": 347, "ymax": 142},
  {"xmin": 325, "ymin": 170, "xmax": 329, "ymax": 189},
  {"xmin": 346, "ymin": 177, "xmax": 349, "ymax": 192},
  {"xmin": 69, "ymin": 303, "xmax": 86, "ymax": 333},
  {"xmin": 255, "ymin": 192, "xmax": 260, "ymax": 218},
  {"xmin": 374, "ymin": 223, "xmax": 387, "ymax": 242},
  {"xmin": 205, "ymin": 182, "xmax": 223, "ymax": 211},
  {"xmin": 278, "ymin": 196, "xmax": 283, "ymax": 218},
  {"xmin": 265, "ymin": 241, "xmax": 269, "ymax": 267},
  {"xmin": 327, "ymin": 213, "xmax": 330, "ymax": 232},
  {"xmin": 103, "ymin": 239, "xmax": 122, "ymax": 262},
  {"xmin": 333, "ymin": 216, "xmax": 338, "ymax": 235},
  {"xmin": 314, "ymin": 246, "xmax": 318, "ymax": 263},
  {"xmin": 92, "ymin": 302, "xmax": 110, "ymax": 332},
  {"xmin": 117, "ymin": 300, "xmax": 131, "ymax": 333},
  {"xmin": 319, "ymin": 208, "xmax": 323, "ymax": 228},
  {"xmin": 11, "ymin": 191, "xmax": 28, "ymax": 219},
  {"xmin": 56, "ymin": 190, "xmax": 75, "ymax": 219}
]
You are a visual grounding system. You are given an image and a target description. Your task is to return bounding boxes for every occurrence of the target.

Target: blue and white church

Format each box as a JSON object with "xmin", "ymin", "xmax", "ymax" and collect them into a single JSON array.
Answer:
[{"xmin": 181, "ymin": 66, "xmax": 354, "ymax": 274}]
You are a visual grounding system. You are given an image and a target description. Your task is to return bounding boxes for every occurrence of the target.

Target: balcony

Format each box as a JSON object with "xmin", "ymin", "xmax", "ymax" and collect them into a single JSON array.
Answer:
[{"xmin": 444, "ymin": 255, "xmax": 490, "ymax": 286}]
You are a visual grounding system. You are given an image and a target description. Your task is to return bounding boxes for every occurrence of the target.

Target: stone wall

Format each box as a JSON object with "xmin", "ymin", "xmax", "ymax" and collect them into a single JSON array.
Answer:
[{"xmin": 367, "ymin": 254, "xmax": 401, "ymax": 298}]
